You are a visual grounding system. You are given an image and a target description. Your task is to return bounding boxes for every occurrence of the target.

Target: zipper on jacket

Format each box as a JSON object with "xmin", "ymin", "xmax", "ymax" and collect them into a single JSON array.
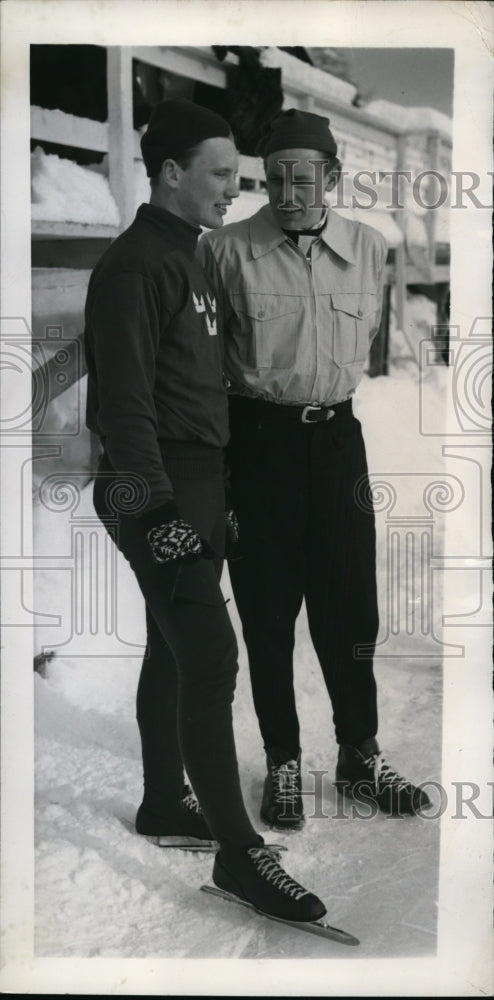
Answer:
[
  {"xmin": 303, "ymin": 243, "xmax": 320, "ymax": 403},
  {"xmin": 287, "ymin": 239, "xmax": 319, "ymax": 403}
]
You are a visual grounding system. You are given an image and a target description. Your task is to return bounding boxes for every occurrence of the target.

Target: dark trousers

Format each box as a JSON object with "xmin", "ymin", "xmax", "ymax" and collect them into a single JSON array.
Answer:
[
  {"xmin": 227, "ymin": 395, "xmax": 379, "ymax": 757},
  {"xmin": 93, "ymin": 455, "xmax": 258, "ymax": 847}
]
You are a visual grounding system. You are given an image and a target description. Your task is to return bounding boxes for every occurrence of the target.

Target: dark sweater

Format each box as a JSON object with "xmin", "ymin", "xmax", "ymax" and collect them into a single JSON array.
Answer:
[{"xmin": 85, "ymin": 203, "xmax": 229, "ymax": 519}]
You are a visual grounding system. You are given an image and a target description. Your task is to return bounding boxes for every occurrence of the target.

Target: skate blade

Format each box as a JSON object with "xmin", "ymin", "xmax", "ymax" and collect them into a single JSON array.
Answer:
[
  {"xmin": 144, "ymin": 837, "xmax": 287, "ymax": 854},
  {"xmin": 200, "ymin": 884, "xmax": 359, "ymax": 946},
  {"xmin": 145, "ymin": 837, "xmax": 286, "ymax": 853},
  {"xmin": 147, "ymin": 835, "xmax": 217, "ymax": 851},
  {"xmin": 262, "ymin": 822, "xmax": 305, "ymax": 834},
  {"xmin": 261, "ymin": 814, "xmax": 305, "ymax": 832}
]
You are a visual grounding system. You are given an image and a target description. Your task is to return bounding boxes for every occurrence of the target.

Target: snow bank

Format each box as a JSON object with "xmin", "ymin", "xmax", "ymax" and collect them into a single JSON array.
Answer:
[
  {"xmin": 90, "ymin": 153, "xmax": 152, "ymax": 217},
  {"xmin": 365, "ymin": 100, "xmax": 452, "ymax": 139},
  {"xmin": 31, "ymin": 148, "xmax": 261, "ymax": 229},
  {"xmin": 259, "ymin": 46, "xmax": 358, "ymax": 105},
  {"xmin": 31, "ymin": 146, "xmax": 120, "ymax": 226},
  {"xmin": 331, "ymin": 203, "xmax": 404, "ymax": 246},
  {"xmin": 257, "ymin": 52, "xmax": 452, "ymax": 142}
]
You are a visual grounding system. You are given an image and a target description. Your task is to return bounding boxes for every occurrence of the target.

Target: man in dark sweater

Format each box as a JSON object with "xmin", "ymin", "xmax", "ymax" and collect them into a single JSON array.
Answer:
[{"xmin": 84, "ymin": 99, "xmax": 326, "ymax": 926}]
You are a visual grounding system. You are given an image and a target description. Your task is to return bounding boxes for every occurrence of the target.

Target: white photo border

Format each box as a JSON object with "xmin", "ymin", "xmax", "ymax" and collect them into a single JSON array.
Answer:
[{"xmin": 1, "ymin": 0, "xmax": 492, "ymax": 995}]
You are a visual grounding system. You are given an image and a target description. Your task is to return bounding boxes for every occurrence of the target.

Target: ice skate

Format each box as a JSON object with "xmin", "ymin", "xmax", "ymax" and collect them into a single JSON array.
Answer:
[
  {"xmin": 201, "ymin": 844, "xmax": 359, "ymax": 944},
  {"xmin": 335, "ymin": 738, "xmax": 432, "ymax": 816},
  {"xmin": 136, "ymin": 785, "xmax": 216, "ymax": 850},
  {"xmin": 260, "ymin": 751, "xmax": 304, "ymax": 829}
]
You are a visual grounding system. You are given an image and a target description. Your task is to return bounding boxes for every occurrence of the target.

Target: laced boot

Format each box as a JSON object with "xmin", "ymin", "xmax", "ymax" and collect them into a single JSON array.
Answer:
[
  {"xmin": 214, "ymin": 843, "xmax": 326, "ymax": 922},
  {"xmin": 260, "ymin": 750, "xmax": 304, "ymax": 829},
  {"xmin": 335, "ymin": 738, "xmax": 432, "ymax": 816},
  {"xmin": 136, "ymin": 784, "xmax": 213, "ymax": 841}
]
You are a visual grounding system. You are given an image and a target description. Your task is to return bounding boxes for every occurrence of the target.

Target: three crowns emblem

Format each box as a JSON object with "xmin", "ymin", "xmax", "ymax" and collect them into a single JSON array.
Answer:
[{"xmin": 193, "ymin": 291, "xmax": 217, "ymax": 336}]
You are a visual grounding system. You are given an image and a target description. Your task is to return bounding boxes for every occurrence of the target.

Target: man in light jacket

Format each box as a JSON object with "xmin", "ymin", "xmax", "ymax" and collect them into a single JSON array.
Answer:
[{"xmin": 199, "ymin": 108, "xmax": 431, "ymax": 829}]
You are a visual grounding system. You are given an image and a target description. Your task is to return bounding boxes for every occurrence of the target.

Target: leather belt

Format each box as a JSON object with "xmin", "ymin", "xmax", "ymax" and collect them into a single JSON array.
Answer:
[
  {"xmin": 301, "ymin": 404, "xmax": 335, "ymax": 424},
  {"xmin": 229, "ymin": 395, "xmax": 352, "ymax": 424},
  {"xmin": 264, "ymin": 399, "xmax": 351, "ymax": 423}
]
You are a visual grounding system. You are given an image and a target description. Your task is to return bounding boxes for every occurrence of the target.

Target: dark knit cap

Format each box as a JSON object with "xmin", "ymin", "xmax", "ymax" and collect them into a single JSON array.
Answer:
[
  {"xmin": 256, "ymin": 108, "xmax": 338, "ymax": 158},
  {"xmin": 141, "ymin": 98, "xmax": 232, "ymax": 177}
]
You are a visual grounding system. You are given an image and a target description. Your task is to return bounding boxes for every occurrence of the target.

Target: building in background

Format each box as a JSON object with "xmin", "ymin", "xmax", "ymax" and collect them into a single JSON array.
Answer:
[{"xmin": 30, "ymin": 44, "xmax": 452, "ymax": 501}]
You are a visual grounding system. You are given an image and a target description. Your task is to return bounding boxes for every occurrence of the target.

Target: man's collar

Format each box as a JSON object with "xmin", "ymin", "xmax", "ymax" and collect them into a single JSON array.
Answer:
[
  {"xmin": 137, "ymin": 202, "xmax": 201, "ymax": 253},
  {"xmin": 319, "ymin": 208, "xmax": 357, "ymax": 264},
  {"xmin": 249, "ymin": 204, "xmax": 356, "ymax": 264},
  {"xmin": 249, "ymin": 205, "xmax": 287, "ymax": 259}
]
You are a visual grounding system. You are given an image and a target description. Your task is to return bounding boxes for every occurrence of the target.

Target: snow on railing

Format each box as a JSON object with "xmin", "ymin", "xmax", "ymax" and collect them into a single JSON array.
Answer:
[{"xmin": 259, "ymin": 47, "xmax": 358, "ymax": 106}]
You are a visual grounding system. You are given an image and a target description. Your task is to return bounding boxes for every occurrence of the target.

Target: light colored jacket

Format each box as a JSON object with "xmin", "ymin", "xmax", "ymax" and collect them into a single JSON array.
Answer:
[{"xmin": 199, "ymin": 204, "xmax": 387, "ymax": 406}]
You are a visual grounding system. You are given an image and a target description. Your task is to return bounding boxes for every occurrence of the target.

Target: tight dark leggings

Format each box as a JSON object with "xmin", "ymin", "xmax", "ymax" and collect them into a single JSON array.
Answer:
[{"xmin": 93, "ymin": 456, "xmax": 258, "ymax": 848}]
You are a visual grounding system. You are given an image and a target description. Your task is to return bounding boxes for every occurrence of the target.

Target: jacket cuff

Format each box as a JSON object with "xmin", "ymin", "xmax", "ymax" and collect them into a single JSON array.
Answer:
[{"xmin": 138, "ymin": 498, "xmax": 179, "ymax": 532}]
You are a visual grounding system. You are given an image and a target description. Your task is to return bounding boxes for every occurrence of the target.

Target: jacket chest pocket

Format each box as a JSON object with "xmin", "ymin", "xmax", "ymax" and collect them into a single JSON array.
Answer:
[
  {"xmin": 230, "ymin": 292, "xmax": 298, "ymax": 369},
  {"xmin": 331, "ymin": 292, "xmax": 380, "ymax": 368}
]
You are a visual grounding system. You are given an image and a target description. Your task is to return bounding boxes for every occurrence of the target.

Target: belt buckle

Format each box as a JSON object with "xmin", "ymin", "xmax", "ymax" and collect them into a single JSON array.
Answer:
[
  {"xmin": 301, "ymin": 405, "xmax": 334, "ymax": 423},
  {"xmin": 301, "ymin": 404, "xmax": 319, "ymax": 423}
]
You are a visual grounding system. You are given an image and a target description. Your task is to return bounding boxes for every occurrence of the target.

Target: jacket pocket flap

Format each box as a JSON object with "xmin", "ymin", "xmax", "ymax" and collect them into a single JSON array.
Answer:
[
  {"xmin": 331, "ymin": 292, "xmax": 378, "ymax": 318},
  {"xmin": 230, "ymin": 292, "xmax": 298, "ymax": 321}
]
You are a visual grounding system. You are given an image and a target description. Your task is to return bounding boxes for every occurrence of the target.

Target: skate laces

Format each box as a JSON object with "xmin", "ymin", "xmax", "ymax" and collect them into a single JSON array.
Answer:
[
  {"xmin": 247, "ymin": 848, "xmax": 309, "ymax": 899},
  {"xmin": 363, "ymin": 751, "xmax": 409, "ymax": 793},
  {"xmin": 272, "ymin": 760, "xmax": 299, "ymax": 805}
]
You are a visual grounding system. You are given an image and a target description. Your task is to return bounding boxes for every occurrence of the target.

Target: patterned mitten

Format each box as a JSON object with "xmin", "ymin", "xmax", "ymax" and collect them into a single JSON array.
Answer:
[
  {"xmin": 148, "ymin": 521, "xmax": 203, "ymax": 564},
  {"xmin": 144, "ymin": 500, "xmax": 207, "ymax": 565}
]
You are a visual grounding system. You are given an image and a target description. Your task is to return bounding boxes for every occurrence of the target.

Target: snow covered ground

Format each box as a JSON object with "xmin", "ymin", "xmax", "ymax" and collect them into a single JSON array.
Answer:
[{"xmin": 33, "ymin": 338, "xmax": 451, "ymax": 961}]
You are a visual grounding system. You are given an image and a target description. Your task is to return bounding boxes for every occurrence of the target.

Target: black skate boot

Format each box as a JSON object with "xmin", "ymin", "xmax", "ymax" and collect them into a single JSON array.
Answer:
[
  {"xmin": 136, "ymin": 784, "xmax": 215, "ymax": 847},
  {"xmin": 213, "ymin": 843, "xmax": 326, "ymax": 922},
  {"xmin": 260, "ymin": 751, "xmax": 304, "ymax": 829},
  {"xmin": 335, "ymin": 738, "xmax": 432, "ymax": 816}
]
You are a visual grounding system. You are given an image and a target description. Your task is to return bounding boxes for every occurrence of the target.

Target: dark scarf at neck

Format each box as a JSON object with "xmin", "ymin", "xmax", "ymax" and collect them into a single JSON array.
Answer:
[{"xmin": 282, "ymin": 214, "xmax": 327, "ymax": 246}]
